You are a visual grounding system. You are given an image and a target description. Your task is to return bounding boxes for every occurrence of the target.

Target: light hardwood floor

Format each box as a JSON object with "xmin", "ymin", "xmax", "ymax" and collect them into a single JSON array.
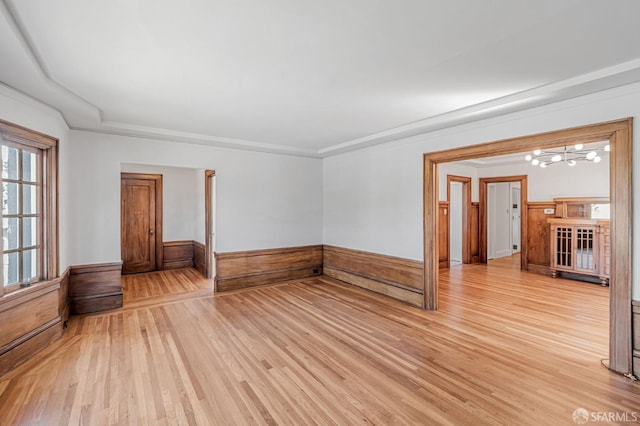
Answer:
[
  {"xmin": 0, "ymin": 258, "xmax": 638, "ymax": 425},
  {"xmin": 121, "ymin": 268, "xmax": 213, "ymax": 309}
]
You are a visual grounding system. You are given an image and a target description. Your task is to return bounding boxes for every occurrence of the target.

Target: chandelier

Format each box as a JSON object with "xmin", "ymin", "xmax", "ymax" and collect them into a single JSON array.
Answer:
[{"xmin": 524, "ymin": 143, "xmax": 609, "ymax": 168}]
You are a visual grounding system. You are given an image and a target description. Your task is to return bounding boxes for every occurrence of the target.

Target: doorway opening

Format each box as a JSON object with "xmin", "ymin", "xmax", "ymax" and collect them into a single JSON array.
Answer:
[
  {"xmin": 446, "ymin": 174, "xmax": 471, "ymax": 267},
  {"xmin": 120, "ymin": 173, "xmax": 163, "ymax": 274},
  {"xmin": 423, "ymin": 118, "xmax": 633, "ymax": 375},
  {"xmin": 120, "ymin": 165, "xmax": 213, "ymax": 305},
  {"xmin": 479, "ymin": 175, "xmax": 527, "ymax": 268}
]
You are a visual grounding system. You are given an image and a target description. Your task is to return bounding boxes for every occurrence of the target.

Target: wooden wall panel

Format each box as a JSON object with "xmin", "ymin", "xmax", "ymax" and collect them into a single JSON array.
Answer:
[
  {"xmin": 323, "ymin": 245, "xmax": 423, "ymax": 307},
  {"xmin": 193, "ymin": 241, "xmax": 206, "ymax": 276},
  {"xmin": 215, "ymin": 245, "xmax": 323, "ymax": 292},
  {"xmin": 0, "ymin": 320, "xmax": 62, "ymax": 378},
  {"xmin": 162, "ymin": 241, "xmax": 194, "ymax": 270},
  {"xmin": 0, "ymin": 285, "xmax": 59, "ymax": 348},
  {"xmin": 438, "ymin": 201, "xmax": 449, "ymax": 269},
  {"xmin": 470, "ymin": 202, "xmax": 480, "ymax": 263},
  {"xmin": 69, "ymin": 263, "xmax": 123, "ymax": 314},
  {"xmin": 59, "ymin": 268, "xmax": 70, "ymax": 323},
  {"xmin": 633, "ymin": 301, "xmax": 640, "ymax": 376},
  {"xmin": 526, "ymin": 202, "xmax": 556, "ymax": 275},
  {"xmin": 0, "ymin": 279, "xmax": 63, "ymax": 376},
  {"xmin": 162, "ymin": 240, "xmax": 206, "ymax": 275}
]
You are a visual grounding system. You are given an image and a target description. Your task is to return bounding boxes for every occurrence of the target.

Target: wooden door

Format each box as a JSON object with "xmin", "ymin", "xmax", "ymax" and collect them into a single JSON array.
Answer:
[
  {"xmin": 121, "ymin": 173, "xmax": 163, "ymax": 274},
  {"xmin": 446, "ymin": 175, "xmax": 471, "ymax": 264}
]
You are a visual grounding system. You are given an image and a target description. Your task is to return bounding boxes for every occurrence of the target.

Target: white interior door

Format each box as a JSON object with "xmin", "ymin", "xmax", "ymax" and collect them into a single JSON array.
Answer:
[
  {"xmin": 488, "ymin": 182, "xmax": 512, "ymax": 259},
  {"xmin": 510, "ymin": 184, "xmax": 521, "ymax": 254},
  {"xmin": 449, "ymin": 181, "xmax": 463, "ymax": 266}
]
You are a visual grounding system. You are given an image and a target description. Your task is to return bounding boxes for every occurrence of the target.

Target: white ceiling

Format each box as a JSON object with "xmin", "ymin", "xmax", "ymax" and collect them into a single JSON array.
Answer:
[{"xmin": 2, "ymin": 0, "xmax": 640, "ymax": 157}]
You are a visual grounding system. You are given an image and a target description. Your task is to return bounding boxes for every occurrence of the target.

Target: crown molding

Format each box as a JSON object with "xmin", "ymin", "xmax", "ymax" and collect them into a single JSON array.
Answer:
[
  {"xmin": 78, "ymin": 121, "xmax": 322, "ymax": 158},
  {"xmin": 317, "ymin": 59, "xmax": 640, "ymax": 157}
]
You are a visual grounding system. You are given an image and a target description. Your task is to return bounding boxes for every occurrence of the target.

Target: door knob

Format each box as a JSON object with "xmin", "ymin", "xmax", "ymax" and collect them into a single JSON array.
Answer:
[{"xmin": 150, "ymin": 229, "xmax": 155, "ymax": 235}]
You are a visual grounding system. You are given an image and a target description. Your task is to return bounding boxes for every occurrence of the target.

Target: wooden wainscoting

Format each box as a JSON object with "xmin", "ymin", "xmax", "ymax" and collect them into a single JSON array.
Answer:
[
  {"xmin": 193, "ymin": 241, "xmax": 206, "ymax": 276},
  {"xmin": 323, "ymin": 245, "xmax": 424, "ymax": 307},
  {"xmin": 69, "ymin": 263, "xmax": 123, "ymax": 315},
  {"xmin": 215, "ymin": 245, "xmax": 323, "ymax": 291},
  {"xmin": 59, "ymin": 269, "xmax": 70, "ymax": 323},
  {"xmin": 0, "ymin": 278, "xmax": 65, "ymax": 376},
  {"xmin": 633, "ymin": 301, "xmax": 640, "ymax": 376},
  {"xmin": 162, "ymin": 241, "xmax": 194, "ymax": 270},
  {"xmin": 162, "ymin": 240, "xmax": 206, "ymax": 276},
  {"xmin": 470, "ymin": 202, "xmax": 480, "ymax": 263},
  {"xmin": 526, "ymin": 201, "xmax": 556, "ymax": 276},
  {"xmin": 438, "ymin": 201, "xmax": 449, "ymax": 269}
]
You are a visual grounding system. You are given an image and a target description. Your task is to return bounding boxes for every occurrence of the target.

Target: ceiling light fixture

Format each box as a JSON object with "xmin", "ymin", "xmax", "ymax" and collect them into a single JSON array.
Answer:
[{"xmin": 524, "ymin": 144, "xmax": 607, "ymax": 168}]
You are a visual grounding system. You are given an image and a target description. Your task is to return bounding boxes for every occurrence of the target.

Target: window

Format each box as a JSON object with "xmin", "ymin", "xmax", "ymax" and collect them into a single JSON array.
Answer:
[{"xmin": 0, "ymin": 120, "xmax": 58, "ymax": 295}]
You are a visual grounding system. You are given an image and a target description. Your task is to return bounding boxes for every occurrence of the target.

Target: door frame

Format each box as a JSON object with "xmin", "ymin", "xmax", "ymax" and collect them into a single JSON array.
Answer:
[
  {"xmin": 423, "ymin": 118, "xmax": 633, "ymax": 375},
  {"xmin": 204, "ymin": 169, "xmax": 216, "ymax": 281},
  {"xmin": 479, "ymin": 175, "xmax": 528, "ymax": 268},
  {"xmin": 446, "ymin": 175, "xmax": 471, "ymax": 265},
  {"xmin": 120, "ymin": 173, "xmax": 163, "ymax": 273},
  {"xmin": 511, "ymin": 186, "xmax": 521, "ymax": 254}
]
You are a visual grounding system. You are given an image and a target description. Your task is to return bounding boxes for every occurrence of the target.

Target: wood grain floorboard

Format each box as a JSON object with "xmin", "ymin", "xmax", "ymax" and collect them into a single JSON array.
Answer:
[
  {"xmin": 121, "ymin": 268, "xmax": 213, "ymax": 310},
  {"xmin": 0, "ymin": 259, "xmax": 637, "ymax": 425}
]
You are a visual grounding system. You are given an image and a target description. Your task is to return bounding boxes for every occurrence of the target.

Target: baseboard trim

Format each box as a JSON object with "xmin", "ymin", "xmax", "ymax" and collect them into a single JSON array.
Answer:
[
  {"xmin": 324, "ymin": 266, "xmax": 423, "ymax": 307},
  {"xmin": 323, "ymin": 245, "xmax": 424, "ymax": 307},
  {"xmin": 527, "ymin": 263, "xmax": 553, "ymax": 276},
  {"xmin": 59, "ymin": 268, "xmax": 71, "ymax": 322},
  {"xmin": 0, "ymin": 317, "xmax": 63, "ymax": 377},
  {"xmin": 71, "ymin": 293, "xmax": 124, "ymax": 315},
  {"xmin": 193, "ymin": 241, "xmax": 206, "ymax": 276},
  {"xmin": 163, "ymin": 259, "xmax": 194, "ymax": 270},
  {"xmin": 217, "ymin": 266, "xmax": 322, "ymax": 292}
]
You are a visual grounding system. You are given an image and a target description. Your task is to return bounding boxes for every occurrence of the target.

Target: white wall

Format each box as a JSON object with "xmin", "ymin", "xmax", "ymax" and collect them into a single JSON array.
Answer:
[
  {"xmin": 476, "ymin": 158, "xmax": 609, "ymax": 201},
  {"xmin": 438, "ymin": 162, "xmax": 478, "ymax": 201},
  {"xmin": 439, "ymin": 155, "xmax": 608, "ymax": 203},
  {"xmin": 120, "ymin": 164, "xmax": 202, "ymax": 242},
  {"xmin": 323, "ymin": 82, "xmax": 640, "ymax": 299},
  {"xmin": 194, "ymin": 169, "xmax": 206, "ymax": 245},
  {"xmin": 0, "ymin": 85, "xmax": 72, "ymax": 269},
  {"xmin": 67, "ymin": 131, "xmax": 323, "ymax": 265},
  {"xmin": 0, "ymin": 80, "xmax": 637, "ymax": 298}
]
